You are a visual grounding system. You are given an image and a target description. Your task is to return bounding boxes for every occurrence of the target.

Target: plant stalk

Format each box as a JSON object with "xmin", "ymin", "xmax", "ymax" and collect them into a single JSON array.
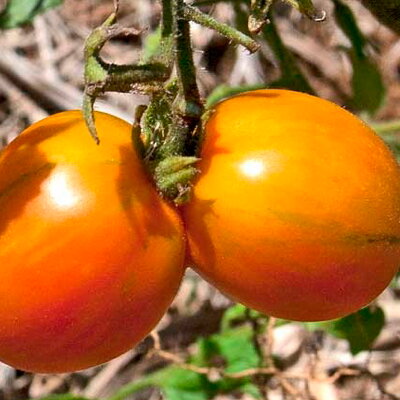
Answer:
[
  {"xmin": 173, "ymin": 0, "xmax": 204, "ymax": 120},
  {"xmin": 184, "ymin": 5, "xmax": 260, "ymax": 53}
]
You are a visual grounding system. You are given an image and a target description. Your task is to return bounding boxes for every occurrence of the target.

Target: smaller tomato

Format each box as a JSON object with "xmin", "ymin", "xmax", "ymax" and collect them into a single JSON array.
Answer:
[
  {"xmin": 0, "ymin": 111, "xmax": 185, "ymax": 373},
  {"xmin": 183, "ymin": 89, "xmax": 400, "ymax": 322}
]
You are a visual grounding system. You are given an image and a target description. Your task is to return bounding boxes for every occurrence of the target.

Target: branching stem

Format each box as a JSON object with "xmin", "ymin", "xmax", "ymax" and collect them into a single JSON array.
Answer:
[
  {"xmin": 173, "ymin": 0, "xmax": 203, "ymax": 120},
  {"xmin": 184, "ymin": 5, "xmax": 260, "ymax": 53}
]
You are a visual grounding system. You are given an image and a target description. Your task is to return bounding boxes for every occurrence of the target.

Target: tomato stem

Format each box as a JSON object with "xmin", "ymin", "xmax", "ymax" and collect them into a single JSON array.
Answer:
[
  {"xmin": 173, "ymin": 0, "xmax": 204, "ymax": 120},
  {"xmin": 184, "ymin": 5, "xmax": 260, "ymax": 53}
]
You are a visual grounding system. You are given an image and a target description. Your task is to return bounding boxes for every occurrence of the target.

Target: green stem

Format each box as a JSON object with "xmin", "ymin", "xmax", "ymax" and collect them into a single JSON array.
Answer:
[
  {"xmin": 155, "ymin": 0, "xmax": 174, "ymax": 66},
  {"xmin": 82, "ymin": 92, "xmax": 98, "ymax": 143},
  {"xmin": 142, "ymin": 0, "xmax": 204, "ymax": 202},
  {"xmin": 99, "ymin": 63, "xmax": 170, "ymax": 91},
  {"xmin": 153, "ymin": 0, "xmax": 204, "ymax": 159},
  {"xmin": 184, "ymin": 5, "xmax": 260, "ymax": 53},
  {"xmin": 83, "ymin": 9, "xmax": 174, "ymax": 142},
  {"xmin": 161, "ymin": 0, "xmax": 173, "ymax": 37},
  {"xmin": 173, "ymin": 0, "xmax": 203, "ymax": 120},
  {"xmin": 84, "ymin": 15, "xmax": 171, "ymax": 90}
]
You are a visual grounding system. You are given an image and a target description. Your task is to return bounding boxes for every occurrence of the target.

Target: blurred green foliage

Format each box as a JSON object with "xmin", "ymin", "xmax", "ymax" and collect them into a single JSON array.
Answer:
[{"xmin": 0, "ymin": 0, "xmax": 62, "ymax": 28}]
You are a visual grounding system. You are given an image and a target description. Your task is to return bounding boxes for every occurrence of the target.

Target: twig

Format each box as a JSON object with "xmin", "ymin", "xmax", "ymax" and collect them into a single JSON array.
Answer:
[
  {"xmin": 183, "ymin": 5, "xmax": 260, "ymax": 53},
  {"xmin": 264, "ymin": 317, "xmax": 276, "ymax": 367},
  {"xmin": 351, "ymin": 367, "xmax": 400, "ymax": 400},
  {"xmin": 83, "ymin": 351, "xmax": 136, "ymax": 398},
  {"xmin": 34, "ymin": 15, "xmax": 59, "ymax": 81},
  {"xmin": 113, "ymin": 0, "xmax": 120, "ymax": 14},
  {"xmin": 173, "ymin": 0, "xmax": 203, "ymax": 119},
  {"xmin": 279, "ymin": 377, "xmax": 305, "ymax": 399},
  {"xmin": 324, "ymin": 367, "xmax": 360, "ymax": 384},
  {"xmin": 149, "ymin": 331, "xmax": 361, "ymax": 383}
]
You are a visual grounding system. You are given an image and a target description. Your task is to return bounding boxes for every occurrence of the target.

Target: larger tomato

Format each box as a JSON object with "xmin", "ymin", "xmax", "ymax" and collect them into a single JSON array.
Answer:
[
  {"xmin": 183, "ymin": 89, "xmax": 400, "ymax": 322},
  {"xmin": 0, "ymin": 111, "xmax": 185, "ymax": 373}
]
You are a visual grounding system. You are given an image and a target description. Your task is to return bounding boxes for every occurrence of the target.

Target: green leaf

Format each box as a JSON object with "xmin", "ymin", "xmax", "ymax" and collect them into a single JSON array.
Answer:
[
  {"xmin": 333, "ymin": 0, "xmax": 367, "ymax": 58},
  {"xmin": 191, "ymin": 325, "xmax": 262, "ymax": 398},
  {"xmin": 0, "ymin": 0, "xmax": 62, "ymax": 29},
  {"xmin": 238, "ymin": 382, "xmax": 262, "ymax": 399},
  {"xmin": 349, "ymin": 50, "xmax": 385, "ymax": 116},
  {"xmin": 142, "ymin": 28, "xmax": 162, "ymax": 63},
  {"xmin": 103, "ymin": 369, "xmax": 167, "ymax": 400},
  {"xmin": 332, "ymin": 0, "xmax": 385, "ymax": 115},
  {"xmin": 158, "ymin": 365, "xmax": 263, "ymax": 400},
  {"xmin": 194, "ymin": 322, "xmax": 261, "ymax": 371},
  {"xmin": 212, "ymin": 326, "xmax": 261, "ymax": 373},
  {"xmin": 220, "ymin": 304, "xmax": 248, "ymax": 332},
  {"xmin": 206, "ymin": 84, "xmax": 267, "ymax": 109},
  {"xmin": 308, "ymin": 306, "xmax": 385, "ymax": 355},
  {"xmin": 331, "ymin": 306, "xmax": 385, "ymax": 354},
  {"xmin": 192, "ymin": 325, "xmax": 261, "ymax": 373},
  {"xmin": 217, "ymin": 377, "xmax": 262, "ymax": 398},
  {"xmin": 262, "ymin": 15, "xmax": 314, "ymax": 95},
  {"xmin": 389, "ymin": 273, "xmax": 400, "ymax": 289},
  {"xmin": 191, "ymin": 337, "xmax": 219, "ymax": 367},
  {"xmin": 107, "ymin": 320, "xmax": 265, "ymax": 400},
  {"xmin": 160, "ymin": 368, "xmax": 216, "ymax": 400},
  {"xmin": 163, "ymin": 387, "xmax": 209, "ymax": 400},
  {"xmin": 220, "ymin": 304, "xmax": 270, "ymax": 333}
]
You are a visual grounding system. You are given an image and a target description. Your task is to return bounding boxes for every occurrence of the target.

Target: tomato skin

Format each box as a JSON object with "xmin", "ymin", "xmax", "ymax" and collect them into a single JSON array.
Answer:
[
  {"xmin": 183, "ymin": 89, "xmax": 400, "ymax": 322},
  {"xmin": 0, "ymin": 111, "xmax": 185, "ymax": 373}
]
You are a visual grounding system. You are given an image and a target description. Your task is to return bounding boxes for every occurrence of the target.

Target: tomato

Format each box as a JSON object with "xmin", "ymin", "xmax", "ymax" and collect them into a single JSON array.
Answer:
[
  {"xmin": 0, "ymin": 111, "xmax": 185, "ymax": 373},
  {"xmin": 183, "ymin": 89, "xmax": 400, "ymax": 322}
]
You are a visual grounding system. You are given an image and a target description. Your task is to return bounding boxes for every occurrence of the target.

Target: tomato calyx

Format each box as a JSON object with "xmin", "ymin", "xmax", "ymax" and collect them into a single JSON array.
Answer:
[
  {"xmin": 133, "ymin": 82, "xmax": 203, "ymax": 204},
  {"xmin": 153, "ymin": 156, "xmax": 200, "ymax": 204}
]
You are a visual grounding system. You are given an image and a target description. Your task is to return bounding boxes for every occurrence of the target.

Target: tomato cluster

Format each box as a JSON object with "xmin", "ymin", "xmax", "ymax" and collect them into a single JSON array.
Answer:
[{"xmin": 0, "ymin": 90, "xmax": 399, "ymax": 373}]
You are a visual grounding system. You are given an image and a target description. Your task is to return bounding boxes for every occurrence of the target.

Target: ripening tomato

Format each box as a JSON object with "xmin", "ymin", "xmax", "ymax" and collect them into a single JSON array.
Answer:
[
  {"xmin": 0, "ymin": 111, "xmax": 185, "ymax": 373},
  {"xmin": 183, "ymin": 89, "xmax": 400, "ymax": 322}
]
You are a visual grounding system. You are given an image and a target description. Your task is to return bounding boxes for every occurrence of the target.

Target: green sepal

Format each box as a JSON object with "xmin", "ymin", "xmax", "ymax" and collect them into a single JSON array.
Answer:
[{"xmin": 154, "ymin": 156, "xmax": 199, "ymax": 203}]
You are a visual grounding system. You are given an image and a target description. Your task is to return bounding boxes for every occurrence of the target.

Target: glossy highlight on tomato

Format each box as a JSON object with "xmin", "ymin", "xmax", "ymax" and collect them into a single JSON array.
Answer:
[
  {"xmin": 0, "ymin": 111, "xmax": 185, "ymax": 373},
  {"xmin": 183, "ymin": 89, "xmax": 400, "ymax": 322}
]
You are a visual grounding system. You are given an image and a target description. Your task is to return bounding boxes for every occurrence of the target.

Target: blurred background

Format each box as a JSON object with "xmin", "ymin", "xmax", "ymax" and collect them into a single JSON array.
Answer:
[{"xmin": 0, "ymin": 1, "xmax": 400, "ymax": 399}]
